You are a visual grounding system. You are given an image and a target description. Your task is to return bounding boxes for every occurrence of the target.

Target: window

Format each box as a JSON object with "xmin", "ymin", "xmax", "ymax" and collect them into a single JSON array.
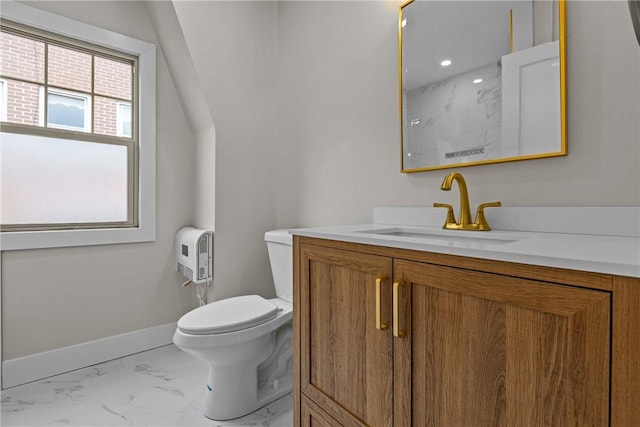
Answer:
[
  {"xmin": 116, "ymin": 101, "xmax": 132, "ymax": 138},
  {"xmin": 1, "ymin": 20, "xmax": 136, "ymax": 232},
  {"xmin": 0, "ymin": 78, "xmax": 6, "ymax": 121},
  {"xmin": 0, "ymin": 1, "xmax": 156, "ymax": 250},
  {"xmin": 40, "ymin": 88, "xmax": 92, "ymax": 132}
]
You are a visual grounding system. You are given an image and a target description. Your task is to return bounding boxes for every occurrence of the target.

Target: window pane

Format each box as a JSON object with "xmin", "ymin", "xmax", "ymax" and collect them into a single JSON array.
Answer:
[
  {"xmin": 1, "ymin": 133, "xmax": 128, "ymax": 224},
  {"xmin": 47, "ymin": 91, "xmax": 89, "ymax": 131},
  {"xmin": 0, "ymin": 31, "xmax": 45, "ymax": 83},
  {"xmin": 47, "ymin": 45, "xmax": 91, "ymax": 92},
  {"xmin": 117, "ymin": 102, "xmax": 131, "ymax": 137},
  {"xmin": 3, "ymin": 79, "xmax": 42, "ymax": 126},
  {"xmin": 0, "ymin": 80, "xmax": 5, "ymax": 121},
  {"xmin": 94, "ymin": 56, "xmax": 132, "ymax": 100}
]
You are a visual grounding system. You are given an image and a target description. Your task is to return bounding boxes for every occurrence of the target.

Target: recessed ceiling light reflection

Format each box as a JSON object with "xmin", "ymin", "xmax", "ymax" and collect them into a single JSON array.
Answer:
[
  {"xmin": 473, "ymin": 78, "xmax": 483, "ymax": 84},
  {"xmin": 401, "ymin": 18, "xmax": 407, "ymax": 28},
  {"xmin": 440, "ymin": 59, "xmax": 452, "ymax": 67}
]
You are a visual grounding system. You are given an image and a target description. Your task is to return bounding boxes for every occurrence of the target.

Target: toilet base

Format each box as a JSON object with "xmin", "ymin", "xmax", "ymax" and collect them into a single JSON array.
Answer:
[
  {"xmin": 202, "ymin": 323, "xmax": 293, "ymax": 421},
  {"xmin": 202, "ymin": 363, "xmax": 292, "ymax": 421}
]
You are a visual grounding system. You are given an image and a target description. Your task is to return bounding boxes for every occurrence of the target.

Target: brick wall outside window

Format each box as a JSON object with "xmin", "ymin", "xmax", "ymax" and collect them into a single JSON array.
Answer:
[
  {"xmin": 1, "ymin": 29, "xmax": 132, "ymax": 135},
  {"xmin": 48, "ymin": 44, "xmax": 92, "ymax": 92},
  {"xmin": 94, "ymin": 96, "xmax": 118, "ymax": 135},
  {"xmin": 0, "ymin": 31, "xmax": 45, "ymax": 83},
  {"xmin": 6, "ymin": 80, "xmax": 39, "ymax": 125}
]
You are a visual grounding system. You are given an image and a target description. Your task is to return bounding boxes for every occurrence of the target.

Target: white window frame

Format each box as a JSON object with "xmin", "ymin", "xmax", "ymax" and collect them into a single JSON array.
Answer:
[
  {"xmin": 38, "ymin": 87, "xmax": 92, "ymax": 133},
  {"xmin": 116, "ymin": 100, "xmax": 132, "ymax": 137},
  {"xmin": 0, "ymin": 0, "xmax": 156, "ymax": 250}
]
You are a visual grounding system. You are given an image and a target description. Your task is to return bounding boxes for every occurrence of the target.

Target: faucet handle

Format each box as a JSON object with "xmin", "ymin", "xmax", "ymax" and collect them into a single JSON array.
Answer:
[
  {"xmin": 433, "ymin": 202, "xmax": 456, "ymax": 227},
  {"xmin": 474, "ymin": 201, "xmax": 502, "ymax": 231}
]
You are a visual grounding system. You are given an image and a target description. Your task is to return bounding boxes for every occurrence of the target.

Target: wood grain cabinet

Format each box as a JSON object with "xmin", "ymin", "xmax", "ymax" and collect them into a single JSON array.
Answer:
[
  {"xmin": 394, "ymin": 259, "xmax": 609, "ymax": 426},
  {"xmin": 298, "ymin": 243, "xmax": 393, "ymax": 427},
  {"xmin": 293, "ymin": 236, "xmax": 640, "ymax": 427}
]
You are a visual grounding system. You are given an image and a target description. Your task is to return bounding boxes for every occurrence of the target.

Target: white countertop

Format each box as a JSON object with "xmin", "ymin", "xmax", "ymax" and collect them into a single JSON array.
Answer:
[{"xmin": 290, "ymin": 207, "xmax": 640, "ymax": 278}]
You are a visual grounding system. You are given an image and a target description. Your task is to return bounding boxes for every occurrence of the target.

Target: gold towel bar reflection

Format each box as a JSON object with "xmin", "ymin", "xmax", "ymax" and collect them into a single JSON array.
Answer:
[
  {"xmin": 375, "ymin": 276, "xmax": 388, "ymax": 330},
  {"xmin": 393, "ymin": 280, "xmax": 405, "ymax": 338}
]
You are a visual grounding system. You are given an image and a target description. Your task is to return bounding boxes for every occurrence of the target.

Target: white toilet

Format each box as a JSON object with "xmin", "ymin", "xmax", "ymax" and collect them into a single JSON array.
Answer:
[{"xmin": 173, "ymin": 229, "xmax": 293, "ymax": 421}]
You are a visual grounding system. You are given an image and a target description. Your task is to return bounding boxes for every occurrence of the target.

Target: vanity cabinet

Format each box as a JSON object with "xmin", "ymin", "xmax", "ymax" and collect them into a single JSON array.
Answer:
[
  {"xmin": 297, "ymin": 244, "xmax": 393, "ymax": 427},
  {"xmin": 394, "ymin": 259, "xmax": 609, "ymax": 426},
  {"xmin": 293, "ymin": 236, "xmax": 640, "ymax": 427},
  {"xmin": 301, "ymin": 396, "xmax": 344, "ymax": 427}
]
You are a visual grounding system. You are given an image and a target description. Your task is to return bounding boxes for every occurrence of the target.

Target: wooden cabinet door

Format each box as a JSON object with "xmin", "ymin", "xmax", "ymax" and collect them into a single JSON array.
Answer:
[
  {"xmin": 393, "ymin": 259, "xmax": 611, "ymax": 427},
  {"xmin": 299, "ymin": 243, "xmax": 393, "ymax": 427},
  {"xmin": 302, "ymin": 396, "xmax": 343, "ymax": 427}
]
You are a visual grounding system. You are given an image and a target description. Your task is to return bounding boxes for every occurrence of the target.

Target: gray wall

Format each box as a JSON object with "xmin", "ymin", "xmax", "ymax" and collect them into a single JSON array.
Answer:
[
  {"xmin": 2, "ymin": 0, "xmax": 638, "ymax": 361},
  {"xmin": 276, "ymin": 0, "xmax": 640, "ymax": 234},
  {"xmin": 2, "ymin": 1, "xmax": 197, "ymax": 360},
  {"xmin": 175, "ymin": 0, "xmax": 639, "ymax": 311},
  {"xmin": 172, "ymin": 1, "xmax": 280, "ymax": 302}
]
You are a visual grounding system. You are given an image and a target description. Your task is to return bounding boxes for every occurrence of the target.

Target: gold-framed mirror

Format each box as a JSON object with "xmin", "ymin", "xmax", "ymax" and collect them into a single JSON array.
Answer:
[{"xmin": 399, "ymin": 0, "xmax": 566, "ymax": 172}]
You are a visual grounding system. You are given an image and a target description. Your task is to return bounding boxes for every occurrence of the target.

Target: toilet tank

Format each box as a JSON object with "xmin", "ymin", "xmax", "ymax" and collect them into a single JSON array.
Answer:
[{"xmin": 265, "ymin": 229, "xmax": 293, "ymax": 303}]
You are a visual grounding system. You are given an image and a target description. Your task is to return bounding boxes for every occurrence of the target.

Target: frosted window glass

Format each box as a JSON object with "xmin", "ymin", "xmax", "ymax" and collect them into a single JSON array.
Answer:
[{"xmin": 1, "ymin": 133, "xmax": 128, "ymax": 224}]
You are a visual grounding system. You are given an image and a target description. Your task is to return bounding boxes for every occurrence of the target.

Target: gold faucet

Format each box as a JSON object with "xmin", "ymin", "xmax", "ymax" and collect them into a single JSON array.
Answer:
[{"xmin": 433, "ymin": 172, "xmax": 501, "ymax": 231}]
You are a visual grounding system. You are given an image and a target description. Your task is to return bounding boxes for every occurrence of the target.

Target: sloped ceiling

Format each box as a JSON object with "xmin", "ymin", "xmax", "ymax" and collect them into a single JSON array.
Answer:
[{"xmin": 145, "ymin": 1, "xmax": 213, "ymax": 133}]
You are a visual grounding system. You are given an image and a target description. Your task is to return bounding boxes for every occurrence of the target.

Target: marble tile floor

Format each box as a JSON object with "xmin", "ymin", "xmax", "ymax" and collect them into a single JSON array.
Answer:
[{"xmin": 1, "ymin": 344, "xmax": 293, "ymax": 427}]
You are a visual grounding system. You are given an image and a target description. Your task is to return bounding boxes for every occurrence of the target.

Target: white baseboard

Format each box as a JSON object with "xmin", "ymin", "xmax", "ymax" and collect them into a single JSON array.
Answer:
[{"xmin": 2, "ymin": 322, "xmax": 177, "ymax": 389}]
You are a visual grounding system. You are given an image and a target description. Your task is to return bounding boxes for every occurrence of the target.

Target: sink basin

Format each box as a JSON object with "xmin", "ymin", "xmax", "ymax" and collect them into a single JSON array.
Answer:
[{"xmin": 355, "ymin": 227, "xmax": 524, "ymax": 247}]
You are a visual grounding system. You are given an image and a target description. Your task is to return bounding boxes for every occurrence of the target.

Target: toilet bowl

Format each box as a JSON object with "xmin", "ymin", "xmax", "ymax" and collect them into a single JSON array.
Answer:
[{"xmin": 173, "ymin": 229, "xmax": 293, "ymax": 421}]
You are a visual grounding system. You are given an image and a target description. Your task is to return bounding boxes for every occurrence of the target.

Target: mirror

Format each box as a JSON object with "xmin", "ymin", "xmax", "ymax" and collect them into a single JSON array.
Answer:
[
  {"xmin": 399, "ymin": 0, "xmax": 566, "ymax": 172},
  {"xmin": 630, "ymin": 0, "xmax": 640, "ymax": 45}
]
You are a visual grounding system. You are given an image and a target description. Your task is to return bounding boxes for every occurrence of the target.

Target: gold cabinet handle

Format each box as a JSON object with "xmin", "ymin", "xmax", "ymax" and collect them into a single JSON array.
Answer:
[
  {"xmin": 375, "ymin": 276, "xmax": 388, "ymax": 330},
  {"xmin": 393, "ymin": 280, "xmax": 405, "ymax": 338}
]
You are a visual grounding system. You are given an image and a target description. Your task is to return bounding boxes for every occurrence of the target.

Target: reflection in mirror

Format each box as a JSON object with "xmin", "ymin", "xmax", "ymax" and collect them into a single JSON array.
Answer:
[
  {"xmin": 399, "ymin": 0, "xmax": 566, "ymax": 172},
  {"xmin": 630, "ymin": 0, "xmax": 640, "ymax": 45}
]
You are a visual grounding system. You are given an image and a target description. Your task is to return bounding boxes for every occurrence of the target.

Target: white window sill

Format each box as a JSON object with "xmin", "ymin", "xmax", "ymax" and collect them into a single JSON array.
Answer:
[{"xmin": 1, "ymin": 225, "xmax": 155, "ymax": 251}]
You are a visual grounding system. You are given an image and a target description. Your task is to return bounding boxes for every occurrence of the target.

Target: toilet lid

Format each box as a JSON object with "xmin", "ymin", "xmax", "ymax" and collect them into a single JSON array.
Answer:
[{"xmin": 177, "ymin": 295, "xmax": 279, "ymax": 335}]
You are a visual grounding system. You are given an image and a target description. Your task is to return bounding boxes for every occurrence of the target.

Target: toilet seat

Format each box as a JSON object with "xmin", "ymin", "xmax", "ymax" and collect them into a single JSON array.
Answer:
[{"xmin": 177, "ymin": 295, "xmax": 279, "ymax": 335}]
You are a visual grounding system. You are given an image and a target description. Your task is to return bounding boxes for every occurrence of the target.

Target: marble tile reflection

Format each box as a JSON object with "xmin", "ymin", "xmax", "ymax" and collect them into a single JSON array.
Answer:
[
  {"xmin": 403, "ymin": 61, "xmax": 503, "ymax": 169},
  {"xmin": 1, "ymin": 344, "xmax": 293, "ymax": 427}
]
